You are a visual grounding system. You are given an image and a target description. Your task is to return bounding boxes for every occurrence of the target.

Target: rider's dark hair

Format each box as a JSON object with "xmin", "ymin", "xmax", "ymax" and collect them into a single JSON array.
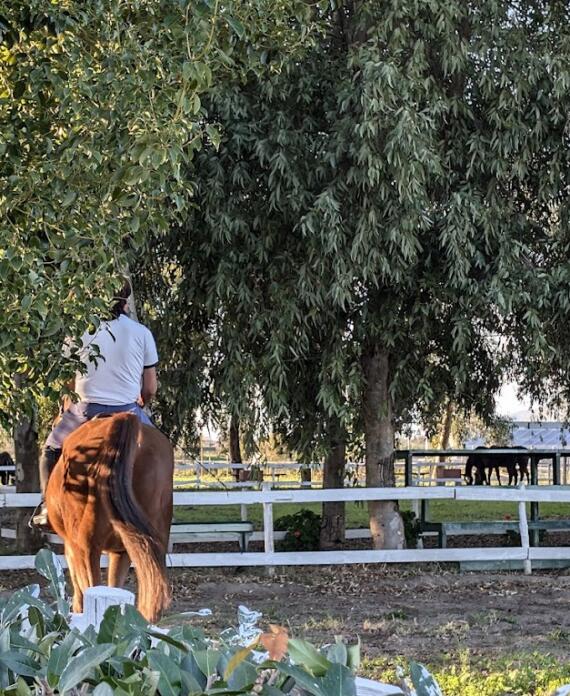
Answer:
[{"xmin": 110, "ymin": 279, "xmax": 132, "ymax": 319}]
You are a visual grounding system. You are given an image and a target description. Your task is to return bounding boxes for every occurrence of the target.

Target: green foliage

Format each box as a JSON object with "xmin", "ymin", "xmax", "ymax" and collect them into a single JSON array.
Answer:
[
  {"xmin": 136, "ymin": 0, "xmax": 570, "ymax": 459},
  {"xmin": 0, "ymin": 0, "xmax": 314, "ymax": 426},
  {"xmin": 275, "ymin": 509, "xmax": 321, "ymax": 551},
  {"xmin": 0, "ymin": 551, "xmax": 359, "ymax": 694},
  {"xmin": 365, "ymin": 651, "xmax": 570, "ymax": 696},
  {"xmin": 401, "ymin": 510, "xmax": 421, "ymax": 549}
]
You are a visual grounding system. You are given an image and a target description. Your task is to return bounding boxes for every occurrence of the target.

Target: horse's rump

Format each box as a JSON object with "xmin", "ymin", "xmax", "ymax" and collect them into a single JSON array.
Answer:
[{"xmin": 47, "ymin": 412, "xmax": 173, "ymax": 621}]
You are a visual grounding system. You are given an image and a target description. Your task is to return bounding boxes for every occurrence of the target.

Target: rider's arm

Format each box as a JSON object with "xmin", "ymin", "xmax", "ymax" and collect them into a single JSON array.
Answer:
[{"xmin": 140, "ymin": 367, "xmax": 157, "ymax": 406}]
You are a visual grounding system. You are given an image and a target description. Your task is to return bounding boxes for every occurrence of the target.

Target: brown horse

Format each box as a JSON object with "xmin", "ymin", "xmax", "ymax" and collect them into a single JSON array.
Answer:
[{"xmin": 46, "ymin": 412, "xmax": 173, "ymax": 622}]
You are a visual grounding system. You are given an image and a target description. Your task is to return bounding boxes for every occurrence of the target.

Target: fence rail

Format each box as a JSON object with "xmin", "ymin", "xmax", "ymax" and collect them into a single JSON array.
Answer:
[
  {"xmin": 4, "ymin": 449, "xmax": 570, "ymax": 490},
  {"xmin": 2, "ymin": 484, "xmax": 570, "ymax": 571}
]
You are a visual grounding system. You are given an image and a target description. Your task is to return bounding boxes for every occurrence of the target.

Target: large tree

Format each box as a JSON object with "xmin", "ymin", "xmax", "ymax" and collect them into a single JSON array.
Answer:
[
  {"xmin": 0, "ymin": 0, "xmax": 314, "ymax": 422},
  {"xmin": 137, "ymin": 0, "xmax": 570, "ymax": 550},
  {"xmin": 0, "ymin": 1, "xmax": 315, "ymax": 548}
]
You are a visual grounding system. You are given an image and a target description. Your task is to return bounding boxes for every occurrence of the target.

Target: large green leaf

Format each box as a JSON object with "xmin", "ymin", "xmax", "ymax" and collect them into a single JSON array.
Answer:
[
  {"xmin": 192, "ymin": 647, "xmax": 221, "ymax": 677},
  {"xmin": 0, "ymin": 585, "xmax": 49, "ymax": 624},
  {"xmin": 287, "ymin": 639, "xmax": 331, "ymax": 677},
  {"xmin": 57, "ymin": 643, "xmax": 116, "ymax": 693},
  {"xmin": 180, "ymin": 653, "xmax": 207, "ymax": 690},
  {"xmin": 34, "ymin": 550, "xmax": 66, "ymax": 601},
  {"xmin": 226, "ymin": 658, "xmax": 257, "ymax": 691},
  {"xmin": 346, "ymin": 639, "xmax": 361, "ymax": 672},
  {"xmin": 97, "ymin": 604, "xmax": 147, "ymax": 646},
  {"xmin": 47, "ymin": 630, "xmax": 82, "ymax": 687},
  {"xmin": 409, "ymin": 661, "xmax": 444, "ymax": 696},
  {"xmin": 275, "ymin": 662, "xmax": 324, "ymax": 696},
  {"xmin": 0, "ymin": 651, "xmax": 41, "ymax": 678},
  {"xmin": 147, "ymin": 651, "xmax": 183, "ymax": 696},
  {"xmin": 320, "ymin": 663, "xmax": 356, "ymax": 696},
  {"xmin": 326, "ymin": 639, "xmax": 347, "ymax": 666}
]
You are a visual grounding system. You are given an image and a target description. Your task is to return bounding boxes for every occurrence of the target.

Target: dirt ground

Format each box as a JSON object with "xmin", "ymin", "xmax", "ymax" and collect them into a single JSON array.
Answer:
[{"xmin": 3, "ymin": 558, "xmax": 570, "ymax": 671}]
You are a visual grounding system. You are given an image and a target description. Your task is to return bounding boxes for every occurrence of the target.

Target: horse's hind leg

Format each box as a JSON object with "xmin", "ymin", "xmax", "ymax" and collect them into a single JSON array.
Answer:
[
  {"xmin": 64, "ymin": 545, "xmax": 83, "ymax": 614},
  {"xmin": 65, "ymin": 543, "xmax": 102, "ymax": 613},
  {"xmin": 108, "ymin": 552, "xmax": 131, "ymax": 588}
]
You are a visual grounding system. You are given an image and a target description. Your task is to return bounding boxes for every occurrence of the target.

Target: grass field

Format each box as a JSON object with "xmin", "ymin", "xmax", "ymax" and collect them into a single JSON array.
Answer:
[{"xmin": 173, "ymin": 496, "xmax": 570, "ymax": 528}]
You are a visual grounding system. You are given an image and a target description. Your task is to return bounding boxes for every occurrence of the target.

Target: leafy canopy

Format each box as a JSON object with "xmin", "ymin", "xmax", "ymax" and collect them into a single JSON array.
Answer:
[
  {"xmin": 0, "ymin": 0, "xmax": 314, "ymax": 424},
  {"xmin": 137, "ymin": 1, "xmax": 570, "ymax": 452}
]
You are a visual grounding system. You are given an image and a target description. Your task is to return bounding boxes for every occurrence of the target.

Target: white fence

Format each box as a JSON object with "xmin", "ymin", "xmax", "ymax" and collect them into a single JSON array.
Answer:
[
  {"xmin": 1, "ymin": 484, "xmax": 570, "ymax": 572},
  {"xmin": 3, "ymin": 453, "xmax": 568, "ymax": 491}
]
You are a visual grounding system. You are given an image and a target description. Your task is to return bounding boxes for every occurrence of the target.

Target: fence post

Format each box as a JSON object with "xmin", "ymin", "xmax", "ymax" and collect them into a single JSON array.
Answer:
[
  {"xmin": 70, "ymin": 586, "xmax": 135, "ymax": 631},
  {"xmin": 262, "ymin": 482, "xmax": 274, "ymax": 556},
  {"xmin": 405, "ymin": 452, "xmax": 413, "ymax": 487},
  {"xmin": 518, "ymin": 485, "xmax": 532, "ymax": 575},
  {"xmin": 554, "ymin": 452, "xmax": 561, "ymax": 486}
]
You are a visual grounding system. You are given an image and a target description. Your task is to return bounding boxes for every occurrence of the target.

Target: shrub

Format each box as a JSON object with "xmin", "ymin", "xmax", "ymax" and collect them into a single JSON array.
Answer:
[
  {"xmin": 401, "ymin": 510, "xmax": 422, "ymax": 548},
  {"xmin": 275, "ymin": 509, "xmax": 321, "ymax": 551},
  {"xmin": 275, "ymin": 509, "xmax": 421, "ymax": 551},
  {"xmin": 0, "ymin": 550, "xmax": 360, "ymax": 695}
]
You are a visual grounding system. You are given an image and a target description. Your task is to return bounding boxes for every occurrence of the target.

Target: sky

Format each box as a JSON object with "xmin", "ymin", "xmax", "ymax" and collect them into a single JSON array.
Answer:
[{"xmin": 495, "ymin": 382, "xmax": 532, "ymax": 419}]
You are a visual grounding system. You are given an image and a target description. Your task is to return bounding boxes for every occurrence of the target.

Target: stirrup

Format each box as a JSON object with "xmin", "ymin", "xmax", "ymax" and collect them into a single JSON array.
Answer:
[{"xmin": 29, "ymin": 503, "xmax": 52, "ymax": 531}]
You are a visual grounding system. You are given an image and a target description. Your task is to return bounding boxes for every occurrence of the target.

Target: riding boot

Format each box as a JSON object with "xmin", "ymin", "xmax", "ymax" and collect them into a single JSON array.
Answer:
[{"xmin": 30, "ymin": 447, "xmax": 62, "ymax": 529}]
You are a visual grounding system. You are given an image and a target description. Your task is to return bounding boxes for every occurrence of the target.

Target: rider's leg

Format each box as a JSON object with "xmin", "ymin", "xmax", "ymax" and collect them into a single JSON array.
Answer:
[
  {"xmin": 31, "ymin": 447, "xmax": 62, "ymax": 528},
  {"xmin": 30, "ymin": 403, "xmax": 88, "ymax": 529},
  {"xmin": 39, "ymin": 446, "xmax": 62, "ymax": 496}
]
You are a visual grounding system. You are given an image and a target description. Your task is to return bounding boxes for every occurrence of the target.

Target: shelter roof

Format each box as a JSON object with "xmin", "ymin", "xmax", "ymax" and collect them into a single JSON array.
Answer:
[{"xmin": 465, "ymin": 421, "xmax": 570, "ymax": 449}]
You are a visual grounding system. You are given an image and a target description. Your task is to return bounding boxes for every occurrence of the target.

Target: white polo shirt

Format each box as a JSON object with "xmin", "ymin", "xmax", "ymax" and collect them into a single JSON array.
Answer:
[{"xmin": 71, "ymin": 315, "xmax": 159, "ymax": 406}]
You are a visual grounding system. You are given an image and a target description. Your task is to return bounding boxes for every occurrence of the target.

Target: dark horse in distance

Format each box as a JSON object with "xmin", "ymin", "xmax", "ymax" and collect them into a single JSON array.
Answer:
[
  {"xmin": 0, "ymin": 451, "xmax": 14, "ymax": 485},
  {"xmin": 46, "ymin": 412, "xmax": 174, "ymax": 621},
  {"xmin": 464, "ymin": 446, "xmax": 530, "ymax": 486}
]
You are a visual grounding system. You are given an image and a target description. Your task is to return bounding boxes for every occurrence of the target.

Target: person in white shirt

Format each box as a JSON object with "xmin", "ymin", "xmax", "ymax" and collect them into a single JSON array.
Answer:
[{"xmin": 31, "ymin": 281, "xmax": 159, "ymax": 529}]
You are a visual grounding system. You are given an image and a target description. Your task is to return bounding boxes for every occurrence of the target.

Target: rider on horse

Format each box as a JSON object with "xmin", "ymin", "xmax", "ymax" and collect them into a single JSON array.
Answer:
[{"xmin": 31, "ymin": 280, "xmax": 159, "ymax": 529}]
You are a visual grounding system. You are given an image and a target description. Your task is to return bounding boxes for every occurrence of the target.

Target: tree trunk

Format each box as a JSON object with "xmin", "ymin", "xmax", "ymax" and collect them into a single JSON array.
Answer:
[
  {"xmin": 13, "ymin": 404, "xmax": 42, "ymax": 553},
  {"xmin": 439, "ymin": 399, "xmax": 453, "ymax": 460},
  {"xmin": 229, "ymin": 414, "xmax": 242, "ymax": 482},
  {"xmin": 320, "ymin": 420, "xmax": 346, "ymax": 550},
  {"xmin": 436, "ymin": 399, "xmax": 454, "ymax": 482},
  {"xmin": 362, "ymin": 344, "xmax": 405, "ymax": 550}
]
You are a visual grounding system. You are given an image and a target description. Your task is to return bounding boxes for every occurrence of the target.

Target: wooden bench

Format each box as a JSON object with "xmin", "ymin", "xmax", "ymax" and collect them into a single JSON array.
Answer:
[
  {"xmin": 423, "ymin": 519, "xmax": 570, "ymax": 548},
  {"xmin": 168, "ymin": 521, "xmax": 254, "ymax": 552}
]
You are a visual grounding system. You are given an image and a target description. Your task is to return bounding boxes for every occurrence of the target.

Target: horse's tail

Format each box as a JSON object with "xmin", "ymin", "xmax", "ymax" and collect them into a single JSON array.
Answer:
[{"xmin": 100, "ymin": 412, "xmax": 170, "ymax": 621}]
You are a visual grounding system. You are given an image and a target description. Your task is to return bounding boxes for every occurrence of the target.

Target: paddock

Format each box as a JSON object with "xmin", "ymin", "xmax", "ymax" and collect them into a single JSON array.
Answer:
[{"xmin": 3, "ymin": 454, "xmax": 570, "ymax": 691}]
